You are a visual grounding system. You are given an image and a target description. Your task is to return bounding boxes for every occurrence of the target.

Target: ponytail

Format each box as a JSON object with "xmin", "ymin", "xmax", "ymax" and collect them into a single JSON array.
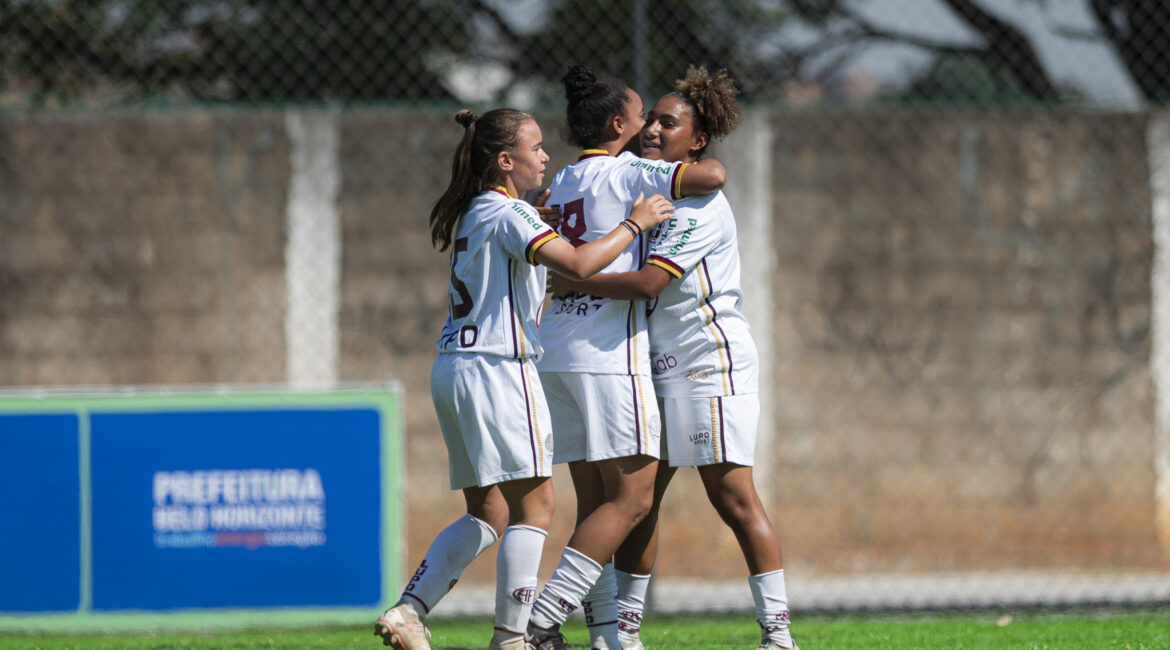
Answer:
[
  {"xmin": 562, "ymin": 64, "xmax": 631, "ymax": 149},
  {"xmin": 429, "ymin": 108, "xmax": 532, "ymax": 251}
]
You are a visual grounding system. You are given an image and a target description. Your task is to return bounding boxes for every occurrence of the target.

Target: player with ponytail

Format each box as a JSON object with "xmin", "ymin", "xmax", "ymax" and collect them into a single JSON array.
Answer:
[
  {"xmin": 552, "ymin": 66, "xmax": 801, "ymax": 650},
  {"xmin": 374, "ymin": 108, "xmax": 674, "ymax": 650},
  {"xmin": 525, "ymin": 65, "xmax": 729, "ymax": 650}
]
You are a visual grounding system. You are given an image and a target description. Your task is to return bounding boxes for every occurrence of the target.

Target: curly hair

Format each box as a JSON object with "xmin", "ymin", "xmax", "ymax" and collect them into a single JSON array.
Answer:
[{"xmin": 671, "ymin": 65, "xmax": 740, "ymax": 149}]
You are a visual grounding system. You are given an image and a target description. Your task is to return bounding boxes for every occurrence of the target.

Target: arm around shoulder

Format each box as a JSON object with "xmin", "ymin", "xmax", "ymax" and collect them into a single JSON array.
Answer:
[{"xmin": 678, "ymin": 158, "xmax": 726, "ymax": 197}]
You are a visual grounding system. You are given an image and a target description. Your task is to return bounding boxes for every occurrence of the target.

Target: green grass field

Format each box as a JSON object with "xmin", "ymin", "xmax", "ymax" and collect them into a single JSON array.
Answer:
[{"xmin": 0, "ymin": 609, "xmax": 1166, "ymax": 649}]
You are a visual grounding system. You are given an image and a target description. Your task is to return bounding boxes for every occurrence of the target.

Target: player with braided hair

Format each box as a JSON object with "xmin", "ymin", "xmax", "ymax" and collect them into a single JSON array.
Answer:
[
  {"xmin": 552, "ymin": 66, "xmax": 800, "ymax": 650},
  {"xmin": 374, "ymin": 107, "xmax": 674, "ymax": 650}
]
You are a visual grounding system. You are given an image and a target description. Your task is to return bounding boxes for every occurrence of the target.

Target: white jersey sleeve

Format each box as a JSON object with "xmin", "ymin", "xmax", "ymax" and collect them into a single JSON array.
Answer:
[
  {"xmin": 537, "ymin": 151, "xmax": 689, "ymax": 375},
  {"xmin": 436, "ymin": 190, "xmax": 558, "ymax": 359},
  {"xmin": 643, "ymin": 191, "xmax": 759, "ymax": 397}
]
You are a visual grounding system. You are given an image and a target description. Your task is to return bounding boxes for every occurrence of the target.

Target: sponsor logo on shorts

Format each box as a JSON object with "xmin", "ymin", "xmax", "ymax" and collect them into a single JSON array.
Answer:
[
  {"xmin": 689, "ymin": 431, "xmax": 712, "ymax": 445},
  {"xmin": 511, "ymin": 587, "xmax": 536, "ymax": 604},
  {"xmin": 685, "ymin": 368, "xmax": 709, "ymax": 381},
  {"xmin": 653, "ymin": 354, "xmax": 677, "ymax": 374}
]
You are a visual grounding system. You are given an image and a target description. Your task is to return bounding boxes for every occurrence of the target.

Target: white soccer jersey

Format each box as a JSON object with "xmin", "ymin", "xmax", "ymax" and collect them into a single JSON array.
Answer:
[
  {"xmin": 538, "ymin": 150, "xmax": 689, "ymax": 375},
  {"xmin": 644, "ymin": 191, "xmax": 759, "ymax": 397},
  {"xmin": 435, "ymin": 189, "xmax": 559, "ymax": 359}
]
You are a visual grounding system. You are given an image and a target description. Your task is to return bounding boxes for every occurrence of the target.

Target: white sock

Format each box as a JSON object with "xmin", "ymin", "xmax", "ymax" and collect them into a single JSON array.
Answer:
[
  {"xmin": 749, "ymin": 569, "xmax": 793, "ymax": 646},
  {"xmin": 615, "ymin": 569, "xmax": 650, "ymax": 642},
  {"xmin": 400, "ymin": 513, "xmax": 498, "ymax": 615},
  {"xmin": 494, "ymin": 525, "xmax": 548, "ymax": 636},
  {"xmin": 529, "ymin": 546, "xmax": 603, "ymax": 630},
  {"xmin": 584, "ymin": 563, "xmax": 620, "ymax": 649}
]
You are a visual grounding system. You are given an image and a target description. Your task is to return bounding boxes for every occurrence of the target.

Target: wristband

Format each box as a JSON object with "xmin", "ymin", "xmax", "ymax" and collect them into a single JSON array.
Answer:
[
  {"xmin": 623, "ymin": 218, "xmax": 643, "ymax": 236},
  {"xmin": 618, "ymin": 220, "xmax": 638, "ymax": 239}
]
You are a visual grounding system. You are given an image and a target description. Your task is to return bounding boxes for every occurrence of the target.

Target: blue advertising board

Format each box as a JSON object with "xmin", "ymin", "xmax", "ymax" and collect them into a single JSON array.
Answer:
[
  {"xmin": 0, "ymin": 413, "xmax": 81, "ymax": 613},
  {"xmin": 0, "ymin": 387, "xmax": 401, "ymax": 620}
]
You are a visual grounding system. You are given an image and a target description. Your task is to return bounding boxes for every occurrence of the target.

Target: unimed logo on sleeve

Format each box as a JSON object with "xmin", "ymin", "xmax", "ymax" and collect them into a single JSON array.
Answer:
[{"xmin": 151, "ymin": 468, "xmax": 326, "ymax": 549}]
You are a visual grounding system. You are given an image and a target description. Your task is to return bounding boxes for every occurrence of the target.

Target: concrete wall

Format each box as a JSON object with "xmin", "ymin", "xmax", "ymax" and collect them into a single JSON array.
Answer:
[{"xmin": 0, "ymin": 108, "xmax": 1163, "ymax": 589}]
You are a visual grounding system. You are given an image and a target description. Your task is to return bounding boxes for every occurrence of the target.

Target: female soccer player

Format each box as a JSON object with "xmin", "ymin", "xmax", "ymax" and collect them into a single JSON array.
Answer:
[
  {"xmin": 527, "ymin": 65, "xmax": 728, "ymax": 650},
  {"xmin": 551, "ymin": 67, "xmax": 800, "ymax": 650},
  {"xmin": 374, "ymin": 108, "xmax": 674, "ymax": 650}
]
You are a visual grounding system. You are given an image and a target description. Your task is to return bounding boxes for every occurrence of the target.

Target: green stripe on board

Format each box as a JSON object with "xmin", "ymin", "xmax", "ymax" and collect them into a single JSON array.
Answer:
[
  {"xmin": 0, "ymin": 607, "xmax": 377, "ymax": 633},
  {"xmin": 78, "ymin": 408, "xmax": 92, "ymax": 613}
]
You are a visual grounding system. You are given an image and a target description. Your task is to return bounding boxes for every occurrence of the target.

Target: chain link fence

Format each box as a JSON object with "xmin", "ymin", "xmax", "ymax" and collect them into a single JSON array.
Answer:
[{"xmin": 3, "ymin": 0, "xmax": 1170, "ymax": 614}]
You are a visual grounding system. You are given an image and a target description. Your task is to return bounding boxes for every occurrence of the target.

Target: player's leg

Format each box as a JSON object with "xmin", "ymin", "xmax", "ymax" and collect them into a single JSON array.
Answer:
[
  {"xmin": 376, "ymin": 485, "xmax": 503, "ymax": 650},
  {"xmin": 612, "ymin": 463, "xmax": 677, "ymax": 649},
  {"xmin": 697, "ymin": 463, "xmax": 795, "ymax": 649},
  {"xmin": 529, "ymin": 454, "xmax": 658, "ymax": 647},
  {"xmin": 489, "ymin": 475, "xmax": 554, "ymax": 648},
  {"xmin": 568, "ymin": 460, "xmax": 621, "ymax": 650}
]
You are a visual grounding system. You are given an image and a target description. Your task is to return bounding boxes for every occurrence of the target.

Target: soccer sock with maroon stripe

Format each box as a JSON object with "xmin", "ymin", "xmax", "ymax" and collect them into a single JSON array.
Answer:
[
  {"xmin": 399, "ymin": 513, "xmax": 498, "ymax": 616},
  {"xmin": 749, "ymin": 569, "xmax": 794, "ymax": 646},
  {"xmin": 615, "ymin": 569, "xmax": 650, "ymax": 643},
  {"xmin": 529, "ymin": 546, "xmax": 603, "ymax": 630},
  {"xmin": 493, "ymin": 525, "xmax": 548, "ymax": 638},
  {"xmin": 583, "ymin": 563, "xmax": 620, "ymax": 649}
]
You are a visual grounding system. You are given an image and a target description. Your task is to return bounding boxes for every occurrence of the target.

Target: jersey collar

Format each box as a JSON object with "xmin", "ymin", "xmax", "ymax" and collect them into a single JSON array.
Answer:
[
  {"xmin": 489, "ymin": 185, "xmax": 516, "ymax": 198},
  {"xmin": 577, "ymin": 149, "xmax": 611, "ymax": 162}
]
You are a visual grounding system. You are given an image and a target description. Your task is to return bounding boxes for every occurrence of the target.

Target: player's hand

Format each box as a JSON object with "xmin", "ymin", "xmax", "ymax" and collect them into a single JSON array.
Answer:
[
  {"xmin": 548, "ymin": 272, "xmax": 572, "ymax": 299},
  {"xmin": 527, "ymin": 188, "xmax": 562, "ymax": 229},
  {"xmin": 627, "ymin": 193, "xmax": 673, "ymax": 232}
]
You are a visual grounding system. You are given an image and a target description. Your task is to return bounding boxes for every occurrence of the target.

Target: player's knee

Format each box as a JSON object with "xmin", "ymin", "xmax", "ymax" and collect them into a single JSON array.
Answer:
[{"xmin": 710, "ymin": 492, "xmax": 755, "ymax": 529}]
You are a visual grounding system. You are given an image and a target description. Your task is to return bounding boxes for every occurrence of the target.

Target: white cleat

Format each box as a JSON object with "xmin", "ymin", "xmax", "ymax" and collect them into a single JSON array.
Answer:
[
  {"xmin": 618, "ymin": 633, "xmax": 646, "ymax": 650},
  {"xmin": 757, "ymin": 639, "xmax": 799, "ymax": 650},
  {"xmin": 488, "ymin": 635, "xmax": 529, "ymax": 650},
  {"xmin": 373, "ymin": 603, "xmax": 432, "ymax": 650}
]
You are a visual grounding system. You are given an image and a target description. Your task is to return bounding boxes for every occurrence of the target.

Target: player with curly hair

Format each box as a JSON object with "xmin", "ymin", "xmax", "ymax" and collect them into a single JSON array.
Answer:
[
  {"xmin": 525, "ymin": 64, "xmax": 729, "ymax": 650},
  {"xmin": 374, "ymin": 107, "xmax": 674, "ymax": 650},
  {"xmin": 551, "ymin": 66, "xmax": 800, "ymax": 650}
]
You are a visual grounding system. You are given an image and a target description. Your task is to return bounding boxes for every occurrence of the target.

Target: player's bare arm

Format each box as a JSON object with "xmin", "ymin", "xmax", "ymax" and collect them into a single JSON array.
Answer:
[
  {"xmin": 551, "ymin": 265, "xmax": 671, "ymax": 302},
  {"xmin": 677, "ymin": 157, "xmax": 726, "ymax": 196},
  {"xmin": 534, "ymin": 193, "xmax": 673, "ymax": 280}
]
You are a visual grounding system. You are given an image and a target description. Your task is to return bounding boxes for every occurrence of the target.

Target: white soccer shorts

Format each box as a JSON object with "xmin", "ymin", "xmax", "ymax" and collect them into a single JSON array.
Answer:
[
  {"xmin": 659, "ymin": 393, "xmax": 759, "ymax": 467},
  {"xmin": 540, "ymin": 371, "xmax": 661, "ymax": 464},
  {"xmin": 431, "ymin": 353, "xmax": 555, "ymax": 489}
]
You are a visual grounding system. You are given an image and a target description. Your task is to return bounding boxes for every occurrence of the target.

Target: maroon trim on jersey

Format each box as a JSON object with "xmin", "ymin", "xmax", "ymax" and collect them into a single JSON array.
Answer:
[
  {"xmin": 506, "ymin": 259, "xmax": 520, "ymax": 358},
  {"xmin": 577, "ymin": 150, "xmax": 610, "ymax": 162},
  {"xmin": 489, "ymin": 187, "xmax": 511, "ymax": 198},
  {"xmin": 629, "ymin": 375, "xmax": 643, "ymax": 455},
  {"xmin": 716, "ymin": 395, "xmax": 728, "ymax": 462},
  {"xmin": 647, "ymin": 254, "xmax": 684, "ymax": 278},
  {"xmin": 518, "ymin": 358, "xmax": 539, "ymax": 473},
  {"xmin": 625, "ymin": 301, "xmax": 635, "ymax": 375},
  {"xmin": 700, "ymin": 259, "xmax": 735, "ymax": 394},
  {"xmin": 669, "ymin": 163, "xmax": 686, "ymax": 200}
]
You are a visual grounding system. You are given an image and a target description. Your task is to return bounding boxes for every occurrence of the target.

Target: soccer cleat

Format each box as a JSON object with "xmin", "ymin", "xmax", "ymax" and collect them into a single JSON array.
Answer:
[
  {"xmin": 373, "ymin": 603, "xmax": 432, "ymax": 649},
  {"xmin": 525, "ymin": 621, "xmax": 567, "ymax": 650},
  {"xmin": 757, "ymin": 639, "xmax": 799, "ymax": 650},
  {"xmin": 487, "ymin": 635, "xmax": 528, "ymax": 650},
  {"xmin": 618, "ymin": 635, "xmax": 646, "ymax": 650}
]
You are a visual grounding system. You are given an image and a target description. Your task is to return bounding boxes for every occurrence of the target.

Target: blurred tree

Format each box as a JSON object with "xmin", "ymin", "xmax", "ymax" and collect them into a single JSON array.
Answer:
[
  {"xmin": 0, "ymin": 0, "xmax": 469, "ymax": 106},
  {"xmin": 1090, "ymin": 0, "xmax": 1170, "ymax": 102},
  {"xmin": 786, "ymin": 0, "xmax": 1170, "ymax": 104}
]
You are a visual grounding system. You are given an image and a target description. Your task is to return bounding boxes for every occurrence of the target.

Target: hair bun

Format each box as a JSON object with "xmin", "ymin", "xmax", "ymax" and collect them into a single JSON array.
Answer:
[
  {"xmin": 454, "ymin": 109, "xmax": 477, "ymax": 127},
  {"xmin": 562, "ymin": 64, "xmax": 597, "ymax": 103}
]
